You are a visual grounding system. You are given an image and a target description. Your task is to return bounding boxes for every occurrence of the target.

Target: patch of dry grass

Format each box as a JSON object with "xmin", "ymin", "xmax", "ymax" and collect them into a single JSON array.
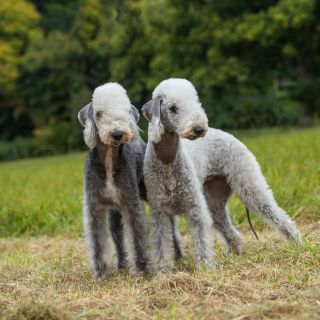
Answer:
[{"xmin": 1, "ymin": 222, "xmax": 319, "ymax": 320}]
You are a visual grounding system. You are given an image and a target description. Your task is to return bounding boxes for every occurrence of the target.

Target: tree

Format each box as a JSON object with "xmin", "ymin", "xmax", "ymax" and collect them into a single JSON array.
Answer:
[
  {"xmin": 0, "ymin": 0, "xmax": 319, "ymax": 159},
  {"xmin": 0, "ymin": 0, "xmax": 40, "ymax": 95},
  {"xmin": 0, "ymin": 0, "xmax": 40, "ymax": 140},
  {"xmin": 141, "ymin": 0, "xmax": 319, "ymax": 127}
]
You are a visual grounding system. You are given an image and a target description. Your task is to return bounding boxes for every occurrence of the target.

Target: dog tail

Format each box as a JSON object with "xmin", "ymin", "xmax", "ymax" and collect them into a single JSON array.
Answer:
[{"xmin": 246, "ymin": 207, "xmax": 259, "ymax": 240}]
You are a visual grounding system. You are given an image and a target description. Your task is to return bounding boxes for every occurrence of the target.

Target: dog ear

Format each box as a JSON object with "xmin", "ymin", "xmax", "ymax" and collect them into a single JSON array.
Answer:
[
  {"xmin": 77, "ymin": 103, "xmax": 97, "ymax": 148},
  {"xmin": 78, "ymin": 103, "xmax": 91, "ymax": 127},
  {"xmin": 130, "ymin": 104, "xmax": 140, "ymax": 123},
  {"xmin": 142, "ymin": 97, "xmax": 162, "ymax": 124}
]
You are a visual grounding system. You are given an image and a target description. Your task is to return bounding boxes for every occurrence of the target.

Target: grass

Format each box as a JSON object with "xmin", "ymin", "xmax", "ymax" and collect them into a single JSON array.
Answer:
[
  {"xmin": 0, "ymin": 127, "xmax": 319, "ymax": 236},
  {"xmin": 0, "ymin": 152, "xmax": 85, "ymax": 236},
  {"xmin": 0, "ymin": 127, "xmax": 320, "ymax": 319},
  {"xmin": 0, "ymin": 226, "xmax": 319, "ymax": 319}
]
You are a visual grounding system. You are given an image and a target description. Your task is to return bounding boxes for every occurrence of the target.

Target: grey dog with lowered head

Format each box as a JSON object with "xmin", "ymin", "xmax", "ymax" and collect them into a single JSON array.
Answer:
[
  {"xmin": 142, "ymin": 78, "xmax": 302, "ymax": 272},
  {"xmin": 78, "ymin": 83, "xmax": 149, "ymax": 277}
]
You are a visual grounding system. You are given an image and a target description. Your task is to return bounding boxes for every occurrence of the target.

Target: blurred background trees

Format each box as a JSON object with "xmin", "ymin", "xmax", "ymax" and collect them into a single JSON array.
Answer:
[{"xmin": 0, "ymin": 0, "xmax": 319, "ymax": 160}]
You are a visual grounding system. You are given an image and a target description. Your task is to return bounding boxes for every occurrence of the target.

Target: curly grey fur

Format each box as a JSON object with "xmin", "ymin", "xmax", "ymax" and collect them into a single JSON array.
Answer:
[
  {"xmin": 78, "ymin": 83, "xmax": 151, "ymax": 277},
  {"xmin": 83, "ymin": 135, "xmax": 149, "ymax": 277},
  {"xmin": 144, "ymin": 130, "xmax": 214, "ymax": 271},
  {"xmin": 142, "ymin": 78, "xmax": 301, "ymax": 272}
]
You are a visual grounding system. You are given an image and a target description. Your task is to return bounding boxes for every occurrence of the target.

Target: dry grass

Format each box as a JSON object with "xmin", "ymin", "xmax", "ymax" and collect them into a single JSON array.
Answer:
[{"xmin": 1, "ymin": 222, "xmax": 319, "ymax": 320}]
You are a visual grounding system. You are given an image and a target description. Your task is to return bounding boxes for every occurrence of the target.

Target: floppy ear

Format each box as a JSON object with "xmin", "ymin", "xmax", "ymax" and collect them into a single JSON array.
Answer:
[
  {"xmin": 77, "ymin": 103, "xmax": 91, "ymax": 126},
  {"xmin": 77, "ymin": 103, "xmax": 97, "ymax": 148},
  {"xmin": 130, "ymin": 104, "xmax": 140, "ymax": 123},
  {"xmin": 142, "ymin": 96, "xmax": 162, "ymax": 124},
  {"xmin": 142, "ymin": 97, "xmax": 164, "ymax": 143}
]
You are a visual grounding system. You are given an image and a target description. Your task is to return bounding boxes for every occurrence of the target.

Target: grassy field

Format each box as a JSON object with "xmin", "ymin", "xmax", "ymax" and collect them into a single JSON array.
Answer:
[{"xmin": 0, "ymin": 127, "xmax": 320, "ymax": 319}]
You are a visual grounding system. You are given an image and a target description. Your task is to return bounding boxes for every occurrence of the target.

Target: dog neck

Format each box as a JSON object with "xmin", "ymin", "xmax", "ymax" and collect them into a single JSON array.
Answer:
[
  {"xmin": 95, "ymin": 137, "xmax": 121, "ymax": 205},
  {"xmin": 154, "ymin": 129, "xmax": 179, "ymax": 164},
  {"xmin": 95, "ymin": 138, "xmax": 120, "ymax": 173}
]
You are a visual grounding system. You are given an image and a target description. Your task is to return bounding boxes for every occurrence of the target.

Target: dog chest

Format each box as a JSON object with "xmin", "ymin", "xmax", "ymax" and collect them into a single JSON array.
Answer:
[{"xmin": 146, "ymin": 163, "xmax": 196, "ymax": 212}]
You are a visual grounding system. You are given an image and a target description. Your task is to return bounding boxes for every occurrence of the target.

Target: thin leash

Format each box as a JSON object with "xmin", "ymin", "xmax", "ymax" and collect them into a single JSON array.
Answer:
[{"xmin": 246, "ymin": 207, "xmax": 259, "ymax": 240}]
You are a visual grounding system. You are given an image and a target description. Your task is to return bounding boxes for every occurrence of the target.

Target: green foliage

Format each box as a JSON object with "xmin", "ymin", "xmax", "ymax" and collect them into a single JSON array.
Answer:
[
  {"xmin": 0, "ymin": 0, "xmax": 40, "ymax": 94},
  {"xmin": 0, "ymin": 137, "xmax": 44, "ymax": 161},
  {"xmin": 0, "ymin": 127, "xmax": 319, "ymax": 236},
  {"xmin": 205, "ymin": 91, "xmax": 300, "ymax": 129},
  {"xmin": 0, "ymin": 123, "xmax": 84, "ymax": 161},
  {"xmin": 1, "ymin": 0, "xmax": 320, "ymax": 158}
]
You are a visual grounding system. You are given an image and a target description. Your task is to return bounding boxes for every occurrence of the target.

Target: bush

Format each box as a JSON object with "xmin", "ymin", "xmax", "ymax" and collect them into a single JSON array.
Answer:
[
  {"xmin": 34, "ymin": 120, "xmax": 84, "ymax": 154},
  {"xmin": 204, "ymin": 92, "xmax": 299, "ymax": 129},
  {"xmin": 0, "ymin": 137, "xmax": 45, "ymax": 161},
  {"xmin": 0, "ymin": 118, "xmax": 86, "ymax": 161}
]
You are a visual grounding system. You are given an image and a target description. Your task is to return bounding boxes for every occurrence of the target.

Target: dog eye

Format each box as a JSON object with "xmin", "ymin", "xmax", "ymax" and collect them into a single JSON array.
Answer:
[
  {"xmin": 95, "ymin": 111, "xmax": 102, "ymax": 119},
  {"xmin": 170, "ymin": 105, "xmax": 178, "ymax": 114}
]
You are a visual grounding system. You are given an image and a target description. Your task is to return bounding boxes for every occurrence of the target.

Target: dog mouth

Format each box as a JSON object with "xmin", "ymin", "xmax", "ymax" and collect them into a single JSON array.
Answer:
[
  {"xmin": 101, "ymin": 132, "xmax": 133, "ymax": 146},
  {"xmin": 184, "ymin": 134, "xmax": 205, "ymax": 140},
  {"xmin": 180, "ymin": 127, "xmax": 208, "ymax": 140},
  {"xmin": 185, "ymin": 134, "xmax": 199, "ymax": 140},
  {"xmin": 111, "ymin": 140, "xmax": 124, "ymax": 146}
]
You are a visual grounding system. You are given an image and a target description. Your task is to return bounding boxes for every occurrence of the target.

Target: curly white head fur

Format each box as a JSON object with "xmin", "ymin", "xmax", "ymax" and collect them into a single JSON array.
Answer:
[
  {"xmin": 142, "ymin": 78, "xmax": 208, "ymax": 143},
  {"xmin": 78, "ymin": 83, "xmax": 140, "ymax": 148}
]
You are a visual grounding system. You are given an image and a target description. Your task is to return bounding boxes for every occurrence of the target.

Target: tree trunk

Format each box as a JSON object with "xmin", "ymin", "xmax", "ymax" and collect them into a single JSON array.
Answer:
[{"xmin": 296, "ymin": 63, "xmax": 313, "ymax": 126}]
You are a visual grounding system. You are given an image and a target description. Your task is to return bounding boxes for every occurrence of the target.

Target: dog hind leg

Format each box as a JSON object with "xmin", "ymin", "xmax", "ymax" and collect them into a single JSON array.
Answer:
[
  {"xmin": 204, "ymin": 177, "xmax": 243, "ymax": 254},
  {"xmin": 170, "ymin": 215, "xmax": 184, "ymax": 260},
  {"xmin": 228, "ymin": 155, "xmax": 301, "ymax": 244}
]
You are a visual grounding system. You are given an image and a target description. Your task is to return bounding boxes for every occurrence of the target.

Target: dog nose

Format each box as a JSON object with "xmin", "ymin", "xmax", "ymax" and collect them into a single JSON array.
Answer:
[
  {"xmin": 111, "ymin": 131, "xmax": 123, "ymax": 141},
  {"xmin": 193, "ymin": 125, "xmax": 204, "ymax": 136}
]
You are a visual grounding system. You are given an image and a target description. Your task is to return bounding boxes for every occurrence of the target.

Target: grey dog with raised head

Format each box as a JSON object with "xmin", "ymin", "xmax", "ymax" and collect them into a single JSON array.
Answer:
[{"xmin": 142, "ymin": 78, "xmax": 301, "ymax": 272}]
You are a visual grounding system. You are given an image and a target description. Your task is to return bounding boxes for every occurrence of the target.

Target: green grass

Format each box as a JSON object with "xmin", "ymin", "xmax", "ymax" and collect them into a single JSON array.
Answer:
[
  {"xmin": 1, "ymin": 127, "xmax": 319, "ymax": 236},
  {"xmin": 0, "ymin": 127, "xmax": 320, "ymax": 319},
  {"xmin": 0, "ymin": 152, "xmax": 85, "ymax": 236}
]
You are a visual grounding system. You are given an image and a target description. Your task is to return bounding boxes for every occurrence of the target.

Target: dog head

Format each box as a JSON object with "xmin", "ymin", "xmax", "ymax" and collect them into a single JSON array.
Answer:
[
  {"xmin": 78, "ymin": 83, "xmax": 140, "ymax": 148},
  {"xmin": 142, "ymin": 78, "xmax": 208, "ymax": 143}
]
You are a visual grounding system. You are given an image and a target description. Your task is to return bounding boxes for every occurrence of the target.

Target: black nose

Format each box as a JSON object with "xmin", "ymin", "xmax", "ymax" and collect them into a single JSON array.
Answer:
[
  {"xmin": 193, "ymin": 125, "xmax": 204, "ymax": 136},
  {"xmin": 112, "ymin": 131, "xmax": 123, "ymax": 141}
]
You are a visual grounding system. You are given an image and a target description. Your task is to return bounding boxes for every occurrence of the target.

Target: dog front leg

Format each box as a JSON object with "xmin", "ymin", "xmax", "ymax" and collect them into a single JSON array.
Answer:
[
  {"xmin": 150, "ymin": 209, "xmax": 175, "ymax": 273},
  {"xmin": 109, "ymin": 209, "xmax": 126, "ymax": 270},
  {"xmin": 186, "ymin": 198, "xmax": 214, "ymax": 269},
  {"xmin": 84, "ymin": 201, "xmax": 113, "ymax": 278},
  {"xmin": 122, "ymin": 201, "xmax": 149, "ymax": 274}
]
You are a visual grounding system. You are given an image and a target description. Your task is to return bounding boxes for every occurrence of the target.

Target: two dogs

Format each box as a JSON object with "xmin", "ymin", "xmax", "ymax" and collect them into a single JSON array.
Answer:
[{"xmin": 78, "ymin": 79, "xmax": 301, "ymax": 277}]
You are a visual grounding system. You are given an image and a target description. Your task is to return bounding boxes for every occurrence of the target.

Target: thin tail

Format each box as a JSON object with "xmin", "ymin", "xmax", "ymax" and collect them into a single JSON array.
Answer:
[{"xmin": 246, "ymin": 207, "xmax": 259, "ymax": 241}]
